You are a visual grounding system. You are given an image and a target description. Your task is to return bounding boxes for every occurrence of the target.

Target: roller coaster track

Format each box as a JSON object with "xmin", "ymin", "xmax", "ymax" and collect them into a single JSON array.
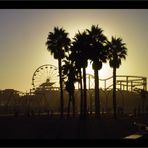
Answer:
[{"xmin": 86, "ymin": 74, "xmax": 147, "ymax": 91}]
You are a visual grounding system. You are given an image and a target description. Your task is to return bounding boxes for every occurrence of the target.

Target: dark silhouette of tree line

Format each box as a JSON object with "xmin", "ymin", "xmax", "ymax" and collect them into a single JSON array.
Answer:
[{"xmin": 46, "ymin": 25, "xmax": 127, "ymax": 120}]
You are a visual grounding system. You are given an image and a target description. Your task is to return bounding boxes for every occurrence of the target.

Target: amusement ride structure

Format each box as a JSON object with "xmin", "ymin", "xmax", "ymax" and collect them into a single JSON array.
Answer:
[
  {"xmin": 32, "ymin": 64, "xmax": 59, "ymax": 92},
  {"xmin": 86, "ymin": 74, "xmax": 147, "ymax": 92},
  {"xmin": 31, "ymin": 64, "xmax": 147, "ymax": 92},
  {"xmin": 0, "ymin": 63, "xmax": 147, "ymax": 116}
]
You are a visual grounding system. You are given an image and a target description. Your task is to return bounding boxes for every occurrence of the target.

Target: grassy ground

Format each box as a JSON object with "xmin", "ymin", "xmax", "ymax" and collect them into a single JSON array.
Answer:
[{"xmin": 0, "ymin": 114, "xmax": 139, "ymax": 139}]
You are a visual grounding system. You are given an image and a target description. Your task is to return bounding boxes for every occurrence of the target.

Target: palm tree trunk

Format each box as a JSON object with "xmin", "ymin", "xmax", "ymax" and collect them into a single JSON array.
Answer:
[
  {"xmin": 79, "ymin": 69, "xmax": 84, "ymax": 117},
  {"xmin": 83, "ymin": 67, "xmax": 87, "ymax": 118},
  {"xmin": 113, "ymin": 67, "xmax": 117, "ymax": 119},
  {"xmin": 67, "ymin": 93, "xmax": 71, "ymax": 118},
  {"xmin": 58, "ymin": 58, "xmax": 64, "ymax": 118},
  {"xmin": 94, "ymin": 69, "xmax": 100, "ymax": 119},
  {"xmin": 90, "ymin": 94, "xmax": 92, "ymax": 115},
  {"xmin": 72, "ymin": 92, "xmax": 75, "ymax": 118}
]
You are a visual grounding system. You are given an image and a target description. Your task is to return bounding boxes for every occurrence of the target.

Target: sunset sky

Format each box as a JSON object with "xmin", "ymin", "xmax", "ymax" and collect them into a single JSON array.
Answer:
[{"xmin": 0, "ymin": 9, "xmax": 148, "ymax": 92}]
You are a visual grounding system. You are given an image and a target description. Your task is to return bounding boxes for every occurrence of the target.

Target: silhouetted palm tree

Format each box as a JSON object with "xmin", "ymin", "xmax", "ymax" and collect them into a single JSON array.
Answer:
[
  {"xmin": 72, "ymin": 31, "xmax": 90, "ymax": 118},
  {"xmin": 62, "ymin": 56, "xmax": 78, "ymax": 118},
  {"xmin": 107, "ymin": 36, "xmax": 127, "ymax": 119},
  {"xmin": 46, "ymin": 27, "xmax": 71, "ymax": 118},
  {"xmin": 87, "ymin": 25, "xmax": 108, "ymax": 118},
  {"xmin": 70, "ymin": 44, "xmax": 84, "ymax": 117}
]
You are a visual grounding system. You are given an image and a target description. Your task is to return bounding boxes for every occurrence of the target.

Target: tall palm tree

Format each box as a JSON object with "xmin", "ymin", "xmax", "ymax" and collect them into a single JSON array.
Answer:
[
  {"xmin": 70, "ymin": 45, "xmax": 84, "ymax": 117},
  {"xmin": 72, "ymin": 31, "xmax": 90, "ymax": 118},
  {"xmin": 46, "ymin": 27, "xmax": 71, "ymax": 118},
  {"xmin": 107, "ymin": 36, "xmax": 127, "ymax": 119},
  {"xmin": 87, "ymin": 25, "xmax": 108, "ymax": 118}
]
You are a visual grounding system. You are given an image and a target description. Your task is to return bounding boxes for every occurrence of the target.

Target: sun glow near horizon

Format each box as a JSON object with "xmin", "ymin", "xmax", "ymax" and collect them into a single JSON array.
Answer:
[
  {"xmin": 85, "ymin": 61, "xmax": 113, "ymax": 89},
  {"xmin": 86, "ymin": 61, "xmax": 113, "ymax": 79}
]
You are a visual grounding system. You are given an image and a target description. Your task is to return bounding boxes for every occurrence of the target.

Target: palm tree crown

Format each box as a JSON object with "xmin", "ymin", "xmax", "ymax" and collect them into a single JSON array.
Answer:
[
  {"xmin": 46, "ymin": 27, "xmax": 71, "ymax": 59},
  {"xmin": 107, "ymin": 36, "xmax": 127, "ymax": 68},
  {"xmin": 87, "ymin": 25, "xmax": 108, "ymax": 70},
  {"xmin": 72, "ymin": 31, "xmax": 90, "ymax": 68}
]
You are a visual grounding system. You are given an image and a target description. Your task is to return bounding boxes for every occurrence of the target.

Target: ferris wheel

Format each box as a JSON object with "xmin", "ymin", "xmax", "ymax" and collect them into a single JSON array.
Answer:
[{"xmin": 32, "ymin": 64, "xmax": 59, "ymax": 91}]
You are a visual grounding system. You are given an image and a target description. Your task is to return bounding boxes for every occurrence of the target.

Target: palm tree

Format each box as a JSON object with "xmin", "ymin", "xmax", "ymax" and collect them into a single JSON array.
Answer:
[
  {"xmin": 62, "ymin": 56, "xmax": 78, "ymax": 118},
  {"xmin": 87, "ymin": 25, "xmax": 108, "ymax": 118},
  {"xmin": 72, "ymin": 31, "xmax": 90, "ymax": 118},
  {"xmin": 46, "ymin": 27, "xmax": 71, "ymax": 118},
  {"xmin": 107, "ymin": 36, "xmax": 127, "ymax": 119},
  {"xmin": 70, "ymin": 45, "xmax": 84, "ymax": 117}
]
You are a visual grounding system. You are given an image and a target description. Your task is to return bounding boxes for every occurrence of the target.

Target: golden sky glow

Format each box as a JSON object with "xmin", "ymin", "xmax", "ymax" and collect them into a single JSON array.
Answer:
[{"xmin": 1, "ymin": 9, "xmax": 148, "ymax": 92}]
